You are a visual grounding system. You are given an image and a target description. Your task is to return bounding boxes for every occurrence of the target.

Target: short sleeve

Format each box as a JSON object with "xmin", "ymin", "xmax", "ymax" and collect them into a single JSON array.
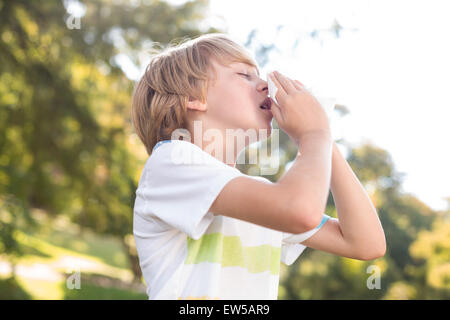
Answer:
[
  {"xmin": 280, "ymin": 214, "xmax": 332, "ymax": 265},
  {"xmin": 134, "ymin": 140, "xmax": 245, "ymax": 240}
]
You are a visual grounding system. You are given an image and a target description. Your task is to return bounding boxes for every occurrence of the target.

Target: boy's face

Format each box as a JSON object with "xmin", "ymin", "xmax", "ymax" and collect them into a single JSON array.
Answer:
[{"xmin": 188, "ymin": 59, "xmax": 272, "ymax": 143}]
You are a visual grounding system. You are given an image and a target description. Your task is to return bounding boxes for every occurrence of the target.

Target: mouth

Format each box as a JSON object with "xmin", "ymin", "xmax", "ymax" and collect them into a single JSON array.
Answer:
[
  {"xmin": 259, "ymin": 97, "xmax": 273, "ymax": 118},
  {"xmin": 259, "ymin": 97, "xmax": 272, "ymax": 111},
  {"xmin": 259, "ymin": 97, "xmax": 272, "ymax": 110}
]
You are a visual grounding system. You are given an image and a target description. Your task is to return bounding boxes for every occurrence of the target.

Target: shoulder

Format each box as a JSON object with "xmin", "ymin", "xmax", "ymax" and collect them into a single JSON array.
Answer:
[
  {"xmin": 146, "ymin": 139, "xmax": 231, "ymax": 169},
  {"xmin": 246, "ymin": 175, "xmax": 273, "ymax": 183},
  {"xmin": 139, "ymin": 140, "xmax": 248, "ymax": 186}
]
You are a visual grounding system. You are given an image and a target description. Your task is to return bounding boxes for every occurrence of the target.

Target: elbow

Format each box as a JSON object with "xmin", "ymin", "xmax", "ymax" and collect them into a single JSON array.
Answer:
[
  {"xmin": 376, "ymin": 239, "xmax": 387, "ymax": 259},
  {"xmin": 289, "ymin": 203, "xmax": 323, "ymax": 234},
  {"xmin": 356, "ymin": 240, "xmax": 387, "ymax": 261}
]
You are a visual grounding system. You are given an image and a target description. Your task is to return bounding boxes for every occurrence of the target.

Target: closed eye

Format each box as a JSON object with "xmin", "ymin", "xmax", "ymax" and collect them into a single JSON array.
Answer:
[{"xmin": 238, "ymin": 73, "xmax": 251, "ymax": 78}]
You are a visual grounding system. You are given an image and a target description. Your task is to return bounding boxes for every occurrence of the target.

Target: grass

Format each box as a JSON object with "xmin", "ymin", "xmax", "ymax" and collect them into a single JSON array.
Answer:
[
  {"xmin": 0, "ymin": 276, "xmax": 32, "ymax": 300},
  {"xmin": 37, "ymin": 219, "xmax": 130, "ymax": 269},
  {"xmin": 63, "ymin": 280, "xmax": 147, "ymax": 300},
  {"xmin": 0, "ymin": 210, "xmax": 147, "ymax": 300},
  {"xmin": 0, "ymin": 275, "xmax": 147, "ymax": 300}
]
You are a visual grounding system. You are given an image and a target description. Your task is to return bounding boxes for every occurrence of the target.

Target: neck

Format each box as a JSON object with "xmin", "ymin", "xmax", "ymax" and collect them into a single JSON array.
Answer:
[
  {"xmin": 186, "ymin": 120, "xmax": 255, "ymax": 169},
  {"xmin": 191, "ymin": 133, "xmax": 245, "ymax": 169}
]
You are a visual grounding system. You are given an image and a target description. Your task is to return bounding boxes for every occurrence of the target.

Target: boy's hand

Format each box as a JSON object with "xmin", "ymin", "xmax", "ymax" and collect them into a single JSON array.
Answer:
[{"xmin": 268, "ymin": 71, "xmax": 331, "ymax": 145}]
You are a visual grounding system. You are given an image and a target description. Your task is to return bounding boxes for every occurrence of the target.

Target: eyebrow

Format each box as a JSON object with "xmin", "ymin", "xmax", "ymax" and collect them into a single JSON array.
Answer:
[
  {"xmin": 247, "ymin": 65, "xmax": 260, "ymax": 77},
  {"xmin": 234, "ymin": 63, "xmax": 260, "ymax": 77}
]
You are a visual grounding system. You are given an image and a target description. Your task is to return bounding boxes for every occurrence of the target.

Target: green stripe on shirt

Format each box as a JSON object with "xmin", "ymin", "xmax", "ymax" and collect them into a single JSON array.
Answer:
[{"xmin": 185, "ymin": 233, "xmax": 281, "ymax": 275}]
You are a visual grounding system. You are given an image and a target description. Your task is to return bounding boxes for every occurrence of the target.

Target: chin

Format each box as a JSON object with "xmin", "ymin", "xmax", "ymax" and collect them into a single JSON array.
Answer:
[
  {"xmin": 242, "ymin": 114, "xmax": 271, "ymax": 141},
  {"xmin": 231, "ymin": 115, "xmax": 273, "ymax": 144}
]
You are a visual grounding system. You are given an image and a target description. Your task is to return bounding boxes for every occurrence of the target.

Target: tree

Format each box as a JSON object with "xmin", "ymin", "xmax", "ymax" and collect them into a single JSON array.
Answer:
[
  {"xmin": 0, "ymin": 0, "xmax": 222, "ymax": 282},
  {"xmin": 408, "ymin": 217, "xmax": 450, "ymax": 298},
  {"xmin": 278, "ymin": 142, "xmax": 440, "ymax": 299}
]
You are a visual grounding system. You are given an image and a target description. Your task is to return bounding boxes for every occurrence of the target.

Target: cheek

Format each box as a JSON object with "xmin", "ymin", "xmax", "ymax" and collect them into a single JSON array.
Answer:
[
  {"xmin": 209, "ymin": 85, "xmax": 245, "ymax": 113},
  {"xmin": 207, "ymin": 82, "xmax": 256, "ymax": 123}
]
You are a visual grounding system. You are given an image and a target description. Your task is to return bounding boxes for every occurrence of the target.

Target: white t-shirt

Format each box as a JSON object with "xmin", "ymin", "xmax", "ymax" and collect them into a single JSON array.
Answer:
[{"xmin": 133, "ymin": 139, "xmax": 331, "ymax": 300}]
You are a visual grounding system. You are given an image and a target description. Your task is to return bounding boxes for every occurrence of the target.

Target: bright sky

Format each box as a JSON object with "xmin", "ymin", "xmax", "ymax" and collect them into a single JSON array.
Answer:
[{"xmin": 164, "ymin": 0, "xmax": 450, "ymax": 211}]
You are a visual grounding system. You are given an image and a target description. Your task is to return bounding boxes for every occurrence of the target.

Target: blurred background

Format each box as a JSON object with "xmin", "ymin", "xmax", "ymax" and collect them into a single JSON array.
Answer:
[{"xmin": 0, "ymin": 0, "xmax": 449, "ymax": 300}]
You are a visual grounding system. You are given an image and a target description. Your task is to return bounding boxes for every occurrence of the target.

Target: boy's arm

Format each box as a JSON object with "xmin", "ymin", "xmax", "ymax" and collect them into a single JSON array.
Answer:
[
  {"xmin": 211, "ymin": 131, "xmax": 333, "ymax": 234},
  {"xmin": 276, "ymin": 130, "xmax": 334, "ymax": 229},
  {"xmin": 299, "ymin": 142, "xmax": 386, "ymax": 260}
]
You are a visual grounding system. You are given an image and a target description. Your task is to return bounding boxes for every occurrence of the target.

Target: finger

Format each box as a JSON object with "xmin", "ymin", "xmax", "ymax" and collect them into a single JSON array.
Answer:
[
  {"xmin": 294, "ymin": 80, "xmax": 305, "ymax": 88},
  {"xmin": 294, "ymin": 80, "xmax": 313, "ymax": 95},
  {"xmin": 270, "ymin": 98, "xmax": 284, "ymax": 123},
  {"xmin": 274, "ymin": 71, "xmax": 297, "ymax": 95},
  {"xmin": 292, "ymin": 80, "xmax": 304, "ymax": 91}
]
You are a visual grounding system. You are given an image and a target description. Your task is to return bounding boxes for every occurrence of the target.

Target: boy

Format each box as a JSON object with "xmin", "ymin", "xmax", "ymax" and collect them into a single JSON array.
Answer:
[{"xmin": 131, "ymin": 33, "xmax": 386, "ymax": 300}]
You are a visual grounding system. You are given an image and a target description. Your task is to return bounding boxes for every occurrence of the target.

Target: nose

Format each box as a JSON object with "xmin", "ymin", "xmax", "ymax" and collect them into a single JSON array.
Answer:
[{"xmin": 258, "ymin": 79, "xmax": 269, "ymax": 94}]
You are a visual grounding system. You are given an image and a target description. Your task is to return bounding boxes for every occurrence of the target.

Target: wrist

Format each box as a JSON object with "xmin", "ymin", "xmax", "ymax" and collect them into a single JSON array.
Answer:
[{"xmin": 298, "ymin": 130, "xmax": 332, "ymax": 146}]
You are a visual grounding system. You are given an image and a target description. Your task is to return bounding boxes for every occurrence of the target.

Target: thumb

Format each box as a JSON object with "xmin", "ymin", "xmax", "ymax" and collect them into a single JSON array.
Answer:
[{"xmin": 270, "ymin": 99, "xmax": 283, "ymax": 123}]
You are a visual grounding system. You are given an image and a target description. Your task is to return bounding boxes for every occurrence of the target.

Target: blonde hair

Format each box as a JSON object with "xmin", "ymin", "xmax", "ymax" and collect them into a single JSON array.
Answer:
[{"xmin": 131, "ymin": 33, "xmax": 259, "ymax": 156}]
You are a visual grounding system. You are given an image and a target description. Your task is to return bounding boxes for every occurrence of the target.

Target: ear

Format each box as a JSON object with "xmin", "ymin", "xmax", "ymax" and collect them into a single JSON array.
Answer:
[{"xmin": 186, "ymin": 97, "xmax": 207, "ymax": 112}]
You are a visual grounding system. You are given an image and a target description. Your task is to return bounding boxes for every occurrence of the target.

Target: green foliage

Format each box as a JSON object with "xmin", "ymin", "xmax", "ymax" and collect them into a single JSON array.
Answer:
[
  {"xmin": 408, "ymin": 218, "xmax": 450, "ymax": 298},
  {"xmin": 0, "ymin": 194, "xmax": 35, "ymax": 257},
  {"xmin": 0, "ymin": 276, "xmax": 32, "ymax": 300},
  {"xmin": 61, "ymin": 272, "xmax": 147, "ymax": 300},
  {"xmin": 278, "ymin": 143, "xmax": 447, "ymax": 299},
  {"xmin": 62, "ymin": 282, "xmax": 147, "ymax": 300},
  {"xmin": 0, "ymin": 0, "xmax": 217, "ymax": 278}
]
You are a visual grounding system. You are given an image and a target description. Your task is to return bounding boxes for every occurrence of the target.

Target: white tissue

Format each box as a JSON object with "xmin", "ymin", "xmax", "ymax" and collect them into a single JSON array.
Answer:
[
  {"xmin": 267, "ymin": 73, "xmax": 279, "ymax": 105},
  {"xmin": 266, "ymin": 73, "xmax": 335, "ymax": 120},
  {"xmin": 266, "ymin": 72, "xmax": 339, "ymax": 140}
]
